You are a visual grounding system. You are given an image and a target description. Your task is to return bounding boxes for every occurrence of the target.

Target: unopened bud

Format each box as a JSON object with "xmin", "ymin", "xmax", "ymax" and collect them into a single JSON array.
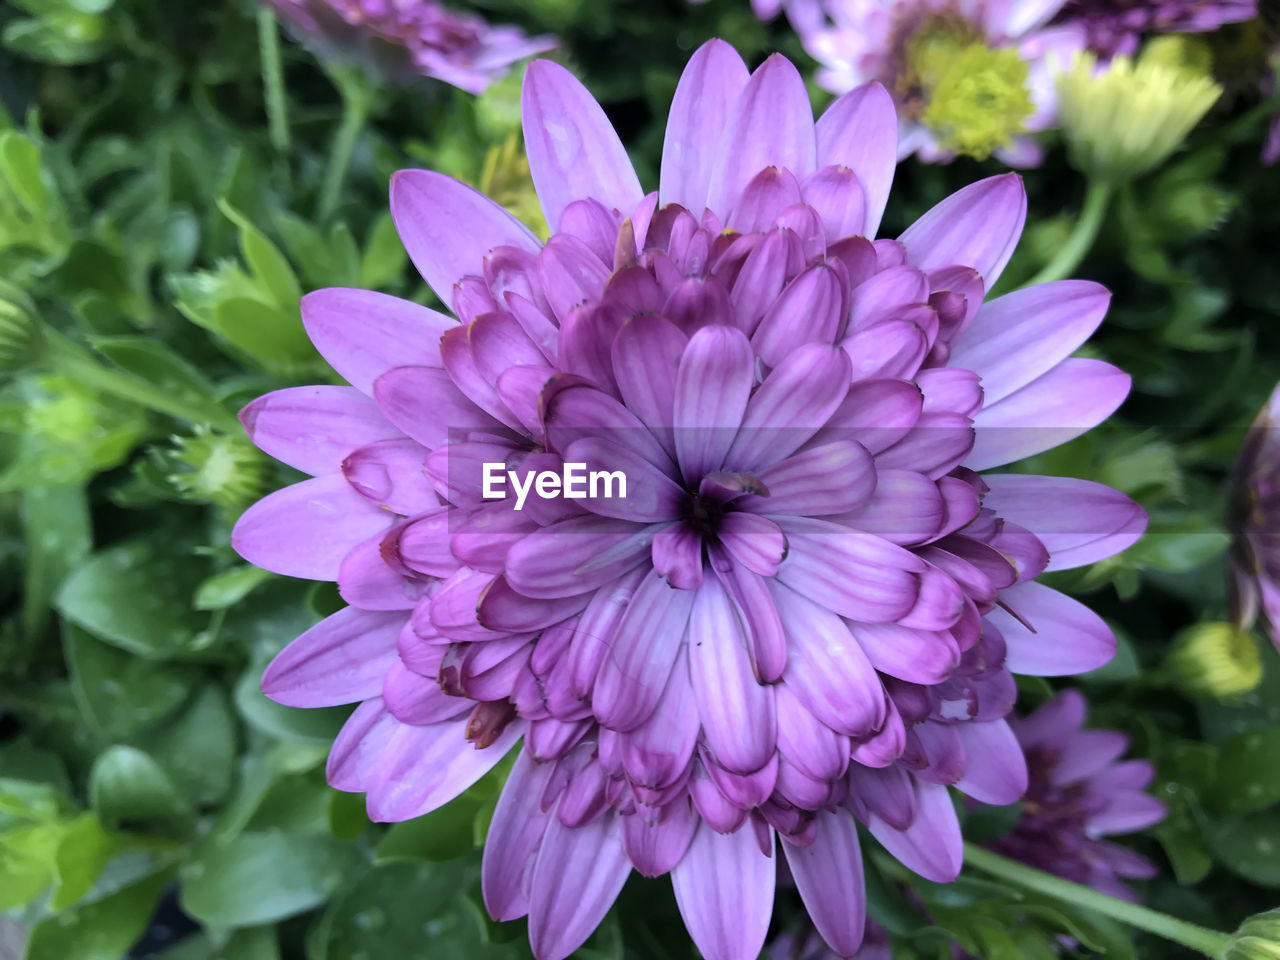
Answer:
[
  {"xmin": 1222, "ymin": 908, "xmax": 1280, "ymax": 959},
  {"xmin": 1164, "ymin": 622, "xmax": 1262, "ymax": 699}
]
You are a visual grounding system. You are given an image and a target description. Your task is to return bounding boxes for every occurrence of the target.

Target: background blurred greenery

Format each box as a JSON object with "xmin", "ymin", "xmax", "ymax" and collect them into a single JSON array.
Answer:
[{"xmin": 0, "ymin": 1, "xmax": 1279, "ymax": 958}]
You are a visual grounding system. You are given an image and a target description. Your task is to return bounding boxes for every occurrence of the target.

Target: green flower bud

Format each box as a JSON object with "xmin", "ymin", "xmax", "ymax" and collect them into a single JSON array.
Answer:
[
  {"xmin": 1056, "ymin": 36, "xmax": 1222, "ymax": 182},
  {"xmin": 0, "ymin": 280, "xmax": 41, "ymax": 372},
  {"xmin": 1222, "ymin": 909, "xmax": 1280, "ymax": 960},
  {"xmin": 1164, "ymin": 621, "xmax": 1262, "ymax": 700},
  {"xmin": 168, "ymin": 428, "xmax": 268, "ymax": 510}
]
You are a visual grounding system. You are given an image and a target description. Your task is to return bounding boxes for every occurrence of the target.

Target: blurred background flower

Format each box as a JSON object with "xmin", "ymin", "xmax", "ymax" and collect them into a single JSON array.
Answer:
[{"xmin": 261, "ymin": 0, "xmax": 556, "ymax": 92}]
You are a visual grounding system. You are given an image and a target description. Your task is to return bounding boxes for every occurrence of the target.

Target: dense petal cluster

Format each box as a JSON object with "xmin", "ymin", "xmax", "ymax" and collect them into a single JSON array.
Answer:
[
  {"xmin": 233, "ymin": 41, "xmax": 1145, "ymax": 960},
  {"xmin": 992, "ymin": 690, "xmax": 1167, "ymax": 900},
  {"xmin": 796, "ymin": 0, "xmax": 1087, "ymax": 165},
  {"xmin": 1054, "ymin": 0, "xmax": 1258, "ymax": 56},
  {"xmin": 1230, "ymin": 382, "xmax": 1280, "ymax": 651},
  {"xmin": 262, "ymin": 0, "xmax": 555, "ymax": 92}
]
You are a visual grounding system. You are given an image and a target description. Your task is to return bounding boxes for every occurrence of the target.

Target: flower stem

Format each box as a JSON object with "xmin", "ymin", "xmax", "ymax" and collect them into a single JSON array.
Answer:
[
  {"xmin": 962, "ymin": 843, "xmax": 1231, "ymax": 957},
  {"xmin": 44, "ymin": 330, "xmax": 240, "ymax": 432},
  {"xmin": 1022, "ymin": 179, "xmax": 1113, "ymax": 287},
  {"xmin": 257, "ymin": 8, "xmax": 291, "ymax": 153},
  {"xmin": 317, "ymin": 68, "xmax": 372, "ymax": 222}
]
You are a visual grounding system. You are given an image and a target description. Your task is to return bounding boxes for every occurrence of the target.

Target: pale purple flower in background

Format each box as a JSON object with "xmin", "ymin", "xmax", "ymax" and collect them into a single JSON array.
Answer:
[
  {"xmin": 1230, "ymin": 382, "xmax": 1280, "ymax": 649},
  {"xmin": 993, "ymin": 689, "xmax": 1167, "ymax": 901},
  {"xmin": 1053, "ymin": 0, "xmax": 1257, "ymax": 57},
  {"xmin": 262, "ymin": 0, "xmax": 555, "ymax": 92},
  {"xmin": 799, "ymin": 0, "xmax": 1088, "ymax": 166},
  {"xmin": 232, "ymin": 40, "xmax": 1145, "ymax": 960}
]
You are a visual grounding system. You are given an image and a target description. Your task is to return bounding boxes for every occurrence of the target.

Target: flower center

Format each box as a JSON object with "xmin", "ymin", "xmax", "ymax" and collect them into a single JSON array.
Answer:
[{"xmin": 900, "ymin": 12, "xmax": 1034, "ymax": 159}]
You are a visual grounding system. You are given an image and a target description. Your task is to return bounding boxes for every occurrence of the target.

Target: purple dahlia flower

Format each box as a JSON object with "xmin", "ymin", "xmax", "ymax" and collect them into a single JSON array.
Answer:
[
  {"xmin": 992, "ymin": 690, "xmax": 1167, "ymax": 900},
  {"xmin": 1054, "ymin": 0, "xmax": 1258, "ymax": 58},
  {"xmin": 232, "ymin": 41, "xmax": 1146, "ymax": 960},
  {"xmin": 798, "ymin": 0, "xmax": 1088, "ymax": 165},
  {"xmin": 262, "ymin": 0, "xmax": 555, "ymax": 93},
  {"xmin": 1230, "ymin": 382, "xmax": 1280, "ymax": 650}
]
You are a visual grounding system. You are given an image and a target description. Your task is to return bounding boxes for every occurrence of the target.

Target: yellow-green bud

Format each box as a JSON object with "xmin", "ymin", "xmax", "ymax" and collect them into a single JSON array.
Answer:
[
  {"xmin": 169, "ymin": 428, "xmax": 268, "ymax": 510},
  {"xmin": 479, "ymin": 135, "xmax": 550, "ymax": 240},
  {"xmin": 1222, "ymin": 909, "xmax": 1280, "ymax": 960},
  {"xmin": 1055, "ymin": 36, "xmax": 1222, "ymax": 182},
  {"xmin": 1164, "ymin": 622, "xmax": 1262, "ymax": 700}
]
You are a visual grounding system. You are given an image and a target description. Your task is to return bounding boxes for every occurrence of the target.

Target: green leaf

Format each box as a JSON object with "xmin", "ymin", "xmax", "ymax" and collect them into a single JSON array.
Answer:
[
  {"xmin": 142, "ymin": 685, "xmax": 237, "ymax": 807},
  {"xmin": 327, "ymin": 789, "xmax": 370, "ymax": 841},
  {"xmin": 24, "ymin": 866, "xmax": 173, "ymax": 960},
  {"xmin": 194, "ymin": 565, "xmax": 275, "ymax": 611},
  {"xmin": 359, "ymin": 212, "xmax": 408, "ymax": 290},
  {"xmin": 50, "ymin": 814, "xmax": 116, "ymax": 909},
  {"xmin": 375, "ymin": 795, "xmax": 485, "ymax": 863},
  {"xmin": 179, "ymin": 830, "xmax": 360, "ymax": 928},
  {"xmin": 211, "ymin": 297, "xmax": 313, "ymax": 370},
  {"xmin": 56, "ymin": 539, "xmax": 214, "ymax": 660},
  {"xmin": 217, "ymin": 199, "xmax": 301, "ymax": 309},
  {"xmin": 1209, "ymin": 727, "xmax": 1280, "ymax": 814},
  {"xmin": 233, "ymin": 660, "xmax": 349, "ymax": 744},
  {"xmin": 1207, "ymin": 811, "xmax": 1280, "ymax": 886},
  {"xmin": 89, "ymin": 745, "xmax": 193, "ymax": 828},
  {"xmin": 63, "ymin": 624, "xmax": 199, "ymax": 738},
  {"xmin": 90, "ymin": 337, "xmax": 220, "ymax": 408},
  {"xmin": 19, "ymin": 484, "xmax": 90, "ymax": 642},
  {"xmin": 310, "ymin": 861, "xmax": 523, "ymax": 960}
]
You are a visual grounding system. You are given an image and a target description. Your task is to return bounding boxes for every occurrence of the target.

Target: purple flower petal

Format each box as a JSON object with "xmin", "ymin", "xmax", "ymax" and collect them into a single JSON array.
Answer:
[
  {"xmin": 867, "ymin": 777, "xmax": 963, "ymax": 882},
  {"xmin": 338, "ymin": 529, "xmax": 421, "ymax": 611},
  {"xmin": 967, "ymin": 359, "xmax": 1130, "ymax": 470},
  {"xmin": 232, "ymin": 474, "xmax": 392, "ymax": 580},
  {"xmin": 751, "ymin": 263, "xmax": 847, "ymax": 367},
  {"xmin": 851, "ymin": 621, "xmax": 960, "ymax": 685},
  {"xmin": 523, "ymin": 59, "xmax": 643, "ymax": 230},
  {"xmin": 373, "ymin": 365, "xmax": 504, "ymax": 450},
  {"xmin": 954, "ymin": 719, "xmax": 1028, "ymax": 804},
  {"xmin": 391, "ymin": 170, "xmax": 541, "ymax": 307},
  {"xmin": 343, "ymin": 438, "xmax": 437, "ymax": 516},
  {"xmin": 770, "ymin": 581, "xmax": 885, "ymax": 736},
  {"xmin": 898, "ymin": 174, "xmax": 1026, "ymax": 289},
  {"xmin": 815, "ymin": 82, "xmax": 898, "ymax": 236},
  {"xmin": 326, "ymin": 698, "xmax": 396, "ymax": 792},
  {"xmin": 707, "ymin": 54, "xmax": 817, "ymax": 217},
  {"xmin": 671, "ymin": 822, "xmax": 776, "ymax": 960},
  {"xmin": 261, "ymin": 606, "xmax": 402, "ymax": 707},
  {"xmin": 366, "ymin": 717, "xmax": 522, "ymax": 821},
  {"xmin": 528, "ymin": 812, "xmax": 632, "ymax": 960},
  {"xmin": 621, "ymin": 801, "xmax": 699, "ymax": 877},
  {"xmin": 382, "ymin": 661, "xmax": 470, "ymax": 725},
  {"xmin": 674, "ymin": 325, "xmax": 754, "ymax": 482},
  {"xmin": 991, "ymin": 581, "xmax": 1116, "ymax": 675},
  {"xmin": 661, "ymin": 40, "xmax": 751, "ymax": 212},
  {"xmin": 483, "ymin": 750, "xmax": 554, "ymax": 921},
  {"xmin": 240, "ymin": 386, "xmax": 401, "ymax": 476},
  {"xmin": 776, "ymin": 683, "xmax": 850, "ymax": 781},
  {"xmin": 727, "ymin": 343, "xmax": 853, "ymax": 471},
  {"xmin": 301, "ymin": 288, "xmax": 454, "ymax": 395},
  {"xmin": 950, "ymin": 280, "xmax": 1111, "ymax": 405},
  {"xmin": 689, "ymin": 576, "xmax": 778, "ymax": 775},
  {"xmin": 505, "ymin": 516, "xmax": 654, "ymax": 599},
  {"xmin": 775, "ymin": 518, "xmax": 923, "ymax": 624},
  {"xmin": 783, "ymin": 810, "xmax": 866, "ymax": 957},
  {"xmin": 981, "ymin": 475, "xmax": 1147, "ymax": 571},
  {"xmin": 611, "ymin": 313, "xmax": 687, "ymax": 450},
  {"xmin": 1050, "ymin": 730, "xmax": 1129, "ymax": 787},
  {"xmin": 801, "ymin": 166, "xmax": 869, "ymax": 243},
  {"xmin": 594, "ymin": 573, "xmax": 697, "ymax": 730}
]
